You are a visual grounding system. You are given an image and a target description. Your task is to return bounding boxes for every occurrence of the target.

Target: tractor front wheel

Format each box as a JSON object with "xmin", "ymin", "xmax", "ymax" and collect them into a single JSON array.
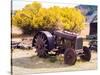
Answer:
[{"xmin": 64, "ymin": 48, "xmax": 77, "ymax": 65}]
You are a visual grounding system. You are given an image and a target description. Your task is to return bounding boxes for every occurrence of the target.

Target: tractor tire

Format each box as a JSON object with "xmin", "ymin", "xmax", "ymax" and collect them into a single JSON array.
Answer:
[
  {"xmin": 33, "ymin": 31, "xmax": 54, "ymax": 58},
  {"xmin": 80, "ymin": 46, "xmax": 91, "ymax": 61},
  {"xmin": 64, "ymin": 48, "xmax": 77, "ymax": 65}
]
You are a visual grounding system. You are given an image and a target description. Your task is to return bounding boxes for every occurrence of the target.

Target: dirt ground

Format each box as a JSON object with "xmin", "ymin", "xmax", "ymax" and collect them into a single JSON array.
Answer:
[{"xmin": 12, "ymin": 47, "xmax": 97, "ymax": 75}]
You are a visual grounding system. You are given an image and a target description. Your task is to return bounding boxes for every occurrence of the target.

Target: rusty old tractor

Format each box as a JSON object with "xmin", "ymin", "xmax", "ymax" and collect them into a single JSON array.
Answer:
[{"xmin": 32, "ymin": 30, "xmax": 91, "ymax": 65}]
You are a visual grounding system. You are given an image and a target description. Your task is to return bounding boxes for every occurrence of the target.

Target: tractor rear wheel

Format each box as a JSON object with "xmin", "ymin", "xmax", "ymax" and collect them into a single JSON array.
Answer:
[
  {"xmin": 80, "ymin": 46, "xmax": 91, "ymax": 61},
  {"xmin": 34, "ymin": 33, "xmax": 48, "ymax": 58},
  {"xmin": 64, "ymin": 48, "xmax": 77, "ymax": 65}
]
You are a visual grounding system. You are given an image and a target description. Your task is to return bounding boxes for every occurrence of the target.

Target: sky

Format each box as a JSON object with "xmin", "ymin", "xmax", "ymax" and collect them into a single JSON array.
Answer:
[{"xmin": 12, "ymin": 0, "xmax": 79, "ymax": 10}]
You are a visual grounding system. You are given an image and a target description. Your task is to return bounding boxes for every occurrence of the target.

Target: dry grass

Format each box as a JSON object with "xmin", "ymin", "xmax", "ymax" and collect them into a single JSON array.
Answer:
[{"xmin": 12, "ymin": 49, "xmax": 97, "ymax": 75}]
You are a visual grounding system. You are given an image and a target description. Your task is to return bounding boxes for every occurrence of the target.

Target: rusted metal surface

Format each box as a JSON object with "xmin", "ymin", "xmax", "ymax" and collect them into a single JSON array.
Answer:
[
  {"xmin": 32, "ymin": 30, "xmax": 91, "ymax": 65},
  {"xmin": 54, "ymin": 30, "xmax": 77, "ymax": 40}
]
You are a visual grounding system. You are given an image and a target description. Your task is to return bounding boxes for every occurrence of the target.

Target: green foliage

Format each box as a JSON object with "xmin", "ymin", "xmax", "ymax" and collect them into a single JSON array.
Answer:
[{"xmin": 12, "ymin": 1, "xmax": 86, "ymax": 34}]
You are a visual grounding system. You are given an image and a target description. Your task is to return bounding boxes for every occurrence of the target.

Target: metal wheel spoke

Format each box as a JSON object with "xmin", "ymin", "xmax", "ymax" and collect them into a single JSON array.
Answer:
[
  {"xmin": 35, "ymin": 39, "xmax": 37, "ymax": 41},
  {"xmin": 40, "ymin": 34, "xmax": 43, "ymax": 39},
  {"xmin": 37, "ymin": 36, "xmax": 41, "ymax": 41},
  {"xmin": 44, "ymin": 44, "xmax": 47, "ymax": 47},
  {"xmin": 33, "ymin": 33, "xmax": 48, "ymax": 57},
  {"xmin": 34, "ymin": 42, "xmax": 37, "ymax": 47},
  {"xmin": 40, "ymin": 35, "xmax": 45, "ymax": 42},
  {"xmin": 43, "ymin": 47, "xmax": 47, "ymax": 50},
  {"xmin": 43, "ymin": 39, "xmax": 47, "ymax": 43}
]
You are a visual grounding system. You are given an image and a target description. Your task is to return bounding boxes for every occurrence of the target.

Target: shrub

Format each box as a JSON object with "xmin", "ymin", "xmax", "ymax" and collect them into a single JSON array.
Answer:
[{"xmin": 12, "ymin": 2, "xmax": 86, "ymax": 34}]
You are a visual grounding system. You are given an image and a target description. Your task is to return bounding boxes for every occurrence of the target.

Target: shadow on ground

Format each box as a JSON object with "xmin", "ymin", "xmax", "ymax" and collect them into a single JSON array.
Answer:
[{"xmin": 12, "ymin": 56, "xmax": 69, "ymax": 69}]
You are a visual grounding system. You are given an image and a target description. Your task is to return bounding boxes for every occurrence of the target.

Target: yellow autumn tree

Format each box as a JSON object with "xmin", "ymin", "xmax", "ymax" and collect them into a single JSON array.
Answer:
[
  {"xmin": 61, "ymin": 7, "xmax": 85, "ymax": 32},
  {"xmin": 12, "ymin": 1, "xmax": 42, "ymax": 34},
  {"xmin": 12, "ymin": 2, "xmax": 86, "ymax": 34}
]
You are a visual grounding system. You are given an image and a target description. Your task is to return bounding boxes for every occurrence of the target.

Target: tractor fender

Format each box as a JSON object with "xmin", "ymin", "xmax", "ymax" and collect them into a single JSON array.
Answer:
[{"xmin": 32, "ymin": 31, "xmax": 55, "ymax": 51}]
